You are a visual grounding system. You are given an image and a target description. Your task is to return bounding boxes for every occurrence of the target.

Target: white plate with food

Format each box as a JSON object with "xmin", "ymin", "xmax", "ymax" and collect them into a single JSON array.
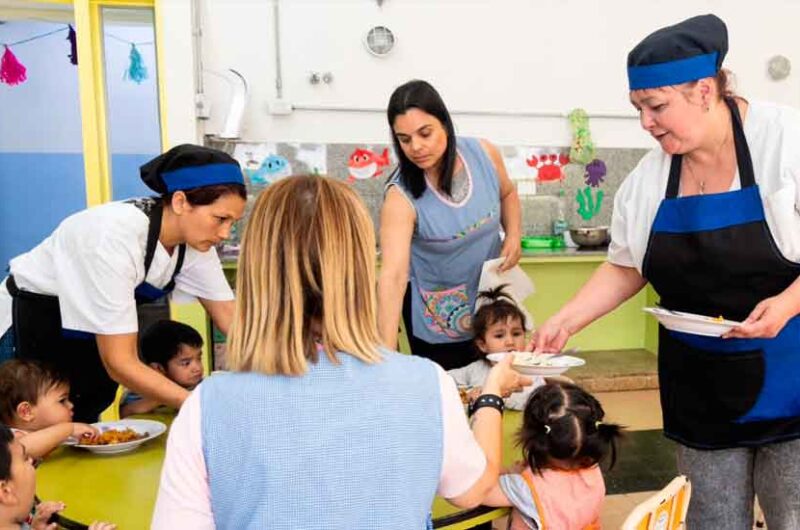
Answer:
[
  {"xmin": 73, "ymin": 419, "xmax": 167, "ymax": 455},
  {"xmin": 643, "ymin": 307, "xmax": 742, "ymax": 337},
  {"xmin": 486, "ymin": 351, "xmax": 586, "ymax": 376}
]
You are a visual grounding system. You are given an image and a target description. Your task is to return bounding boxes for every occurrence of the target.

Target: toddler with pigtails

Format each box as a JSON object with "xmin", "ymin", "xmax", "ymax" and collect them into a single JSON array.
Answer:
[{"xmin": 485, "ymin": 383, "xmax": 624, "ymax": 529}]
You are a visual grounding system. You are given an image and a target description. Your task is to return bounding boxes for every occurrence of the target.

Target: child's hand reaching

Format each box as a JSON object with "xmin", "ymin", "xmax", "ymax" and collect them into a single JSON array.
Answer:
[
  {"xmin": 30, "ymin": 501, "xmax": 116, "ymax": 530},
  {"xmin": 484, "ymin": 353, "xmax": 532, "ymax": 397},
  {"xmin": 30, "ymin": 501, "xmax": 65, "ymax": 530},
  {"xmin": 71, "ymin": 422, "xmax": 100, "ymax": 442}
]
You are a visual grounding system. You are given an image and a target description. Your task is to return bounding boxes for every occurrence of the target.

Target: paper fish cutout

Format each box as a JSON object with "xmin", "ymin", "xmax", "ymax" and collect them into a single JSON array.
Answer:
[
  {"xmin": 347, "ymin": 148, "xmax": 390, "ymax": 183},
  {"xmin": 248, "ymin": 154, "xmax": 292, "ymax": 185}
]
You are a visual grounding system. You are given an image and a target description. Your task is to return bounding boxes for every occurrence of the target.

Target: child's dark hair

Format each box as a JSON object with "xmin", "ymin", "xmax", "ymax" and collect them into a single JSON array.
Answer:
[
  {"xmin": 0, "ymin": 424, "xmax": 13, "ymax": 481},
  {"xmin": 518, "ymin": 383, "xmax": 623, "ymax": 474},
  {"xmin": 140, "ymin": 320, "xmax": 204, "ymax": 367},
  {"xmin": 0, "ymin": 360, "xmax": 70, "ymax": 425},
  {"xmin": 472, "ymin": 284, "xmax": 527, "ymax": 344}
]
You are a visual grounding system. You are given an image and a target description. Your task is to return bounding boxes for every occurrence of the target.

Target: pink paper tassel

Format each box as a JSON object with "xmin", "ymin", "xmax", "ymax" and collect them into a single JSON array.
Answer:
[{"xmin": 0, "ymin": 45, "xmax": 27, "ymax": 86}]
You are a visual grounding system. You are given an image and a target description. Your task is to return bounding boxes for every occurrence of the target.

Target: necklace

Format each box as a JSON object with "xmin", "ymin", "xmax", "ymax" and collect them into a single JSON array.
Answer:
[
  {"xmin": 684, "ymin": 158, "xmax": 705, "ymax": 195},
  {"xmin": 683, "ymin": 126, "xmax": 734, "ymax": 196}
]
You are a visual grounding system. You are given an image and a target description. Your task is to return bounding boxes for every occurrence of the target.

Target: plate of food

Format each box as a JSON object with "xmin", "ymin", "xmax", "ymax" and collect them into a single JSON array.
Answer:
[
  {"xmin": 73, "ymin": 419, "xmax": 167, "ymax": 455},
  {"xmin": 486, "ymin": 351, "xmax": 585, "ymax": 376},
  {"xmin": 643, "ymin": 307, "xmax": 742, "ymax": 337}
]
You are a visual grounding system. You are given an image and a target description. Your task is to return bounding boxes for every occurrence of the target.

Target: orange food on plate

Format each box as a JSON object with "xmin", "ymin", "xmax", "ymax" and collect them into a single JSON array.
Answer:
[{"xmin": 82, "ymin": 428, "xmax": 147, "ymax": 446}]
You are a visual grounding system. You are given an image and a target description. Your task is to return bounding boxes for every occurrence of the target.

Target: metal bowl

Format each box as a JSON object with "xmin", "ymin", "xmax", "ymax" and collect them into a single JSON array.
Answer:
[{"xmin": 569, "ymin": 226, "xmax": 610, "ymax": 247}]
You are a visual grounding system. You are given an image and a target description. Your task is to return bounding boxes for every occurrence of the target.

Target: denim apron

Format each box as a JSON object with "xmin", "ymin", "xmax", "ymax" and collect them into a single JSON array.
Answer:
[{"xmin": 389, "ymin": 137, "xmax": 502, "ymax": 345}]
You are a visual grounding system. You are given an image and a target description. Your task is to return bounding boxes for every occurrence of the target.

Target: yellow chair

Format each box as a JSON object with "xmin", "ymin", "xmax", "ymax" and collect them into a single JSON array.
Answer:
[{"xmin": 622, "ymin": 476, "xmax": 691, "ymax": 530}]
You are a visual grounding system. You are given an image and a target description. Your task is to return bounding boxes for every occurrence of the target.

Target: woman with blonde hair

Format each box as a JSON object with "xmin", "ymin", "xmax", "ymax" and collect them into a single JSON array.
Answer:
[{"xmin": 152, "ymin": 175, "xmax": 528, "ymax": 529}]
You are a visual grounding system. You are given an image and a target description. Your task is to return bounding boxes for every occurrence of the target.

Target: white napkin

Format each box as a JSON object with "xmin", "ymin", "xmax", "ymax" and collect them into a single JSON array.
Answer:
[{"xmin": 477, "ymin": 258, "xmax": 536, "ymax": 331}]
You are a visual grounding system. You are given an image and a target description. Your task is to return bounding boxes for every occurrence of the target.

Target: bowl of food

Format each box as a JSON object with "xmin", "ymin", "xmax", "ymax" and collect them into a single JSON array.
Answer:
[
  {"xmin": 74, "ymin": 419, "xmax": 167, "ymax": 455},
  {"xmin": 569, "ymin": 226, "xmax": 610, "ymax": 248}
]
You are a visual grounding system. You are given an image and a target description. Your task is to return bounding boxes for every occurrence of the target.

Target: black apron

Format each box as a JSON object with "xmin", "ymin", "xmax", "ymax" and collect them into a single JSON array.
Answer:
[
  {"xmin": 642, "ymin": 98, "xmax": 800, "ymax": 449},
  {"xmin": 7, "ymin": 198, "xmax": 186, "ymax": 422}
]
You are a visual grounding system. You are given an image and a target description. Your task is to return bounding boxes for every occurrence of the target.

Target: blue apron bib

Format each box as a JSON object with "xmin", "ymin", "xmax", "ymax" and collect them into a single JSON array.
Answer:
[{"xmin": 642, "ymin": 97, "xmax": 800, "ymax": 449}]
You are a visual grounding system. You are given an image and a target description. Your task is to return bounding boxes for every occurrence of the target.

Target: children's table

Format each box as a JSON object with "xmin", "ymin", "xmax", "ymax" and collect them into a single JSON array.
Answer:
[{"xmin": 37, "ymin": 411, "xmax": 521, "ymax": 529}]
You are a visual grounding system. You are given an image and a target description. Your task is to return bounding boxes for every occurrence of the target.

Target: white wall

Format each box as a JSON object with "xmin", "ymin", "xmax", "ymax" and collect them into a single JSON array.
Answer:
[
  {"xmin": 159, "ymin": 0, "xmax": 201, "ymax": 146},
  {"xmin": 194, "ymin": 0, "xmax": 800, "ymax": 148}
]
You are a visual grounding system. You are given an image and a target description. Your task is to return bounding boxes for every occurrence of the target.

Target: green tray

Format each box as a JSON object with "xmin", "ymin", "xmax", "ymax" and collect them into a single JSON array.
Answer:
[{"xmin": 521, "ymin": 236, "xmax": 566, "ymax": 249}]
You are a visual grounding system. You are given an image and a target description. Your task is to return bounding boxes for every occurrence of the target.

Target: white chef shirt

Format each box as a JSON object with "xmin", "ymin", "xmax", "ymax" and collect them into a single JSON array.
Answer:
[
  {"xmin": 609, "ymin": 100, "xmax": 800, "ymax": 273},
  {"xmin": 0, "ymin": 200, "xmax": 233, "ymax": 336}
]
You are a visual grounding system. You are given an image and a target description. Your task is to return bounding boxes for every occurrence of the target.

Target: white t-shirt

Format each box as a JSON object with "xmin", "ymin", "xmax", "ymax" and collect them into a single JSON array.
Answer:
[
  {"xmin": 0, "ymin": 200, "xmax": 233, "ymax": 336},
  {"xmin": 151, "ymin": 365, "xmax": 488, "ymax": 529},
  {"xmin": 609, "ymin": 100, "xmax": 800, "ymax": 272}
]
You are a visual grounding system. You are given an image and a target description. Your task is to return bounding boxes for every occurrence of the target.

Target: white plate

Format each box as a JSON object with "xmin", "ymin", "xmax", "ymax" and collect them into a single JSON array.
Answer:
[
  {"xmin": 643, "ymin": 307, "xmax": 742, "ymax": 337},
  {"xmin": 73, "ymin": 419, "xmax": 167, "ymax": 455},
  {"xmin": 486, "ymin": 351, "xmax": 586, "ymax": 376}
]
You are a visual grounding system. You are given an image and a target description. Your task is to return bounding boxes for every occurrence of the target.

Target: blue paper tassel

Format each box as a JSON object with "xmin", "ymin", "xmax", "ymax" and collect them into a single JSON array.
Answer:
[{"xmin": 125, "ymin": 43, "xmax": 147, "ymax": 84}]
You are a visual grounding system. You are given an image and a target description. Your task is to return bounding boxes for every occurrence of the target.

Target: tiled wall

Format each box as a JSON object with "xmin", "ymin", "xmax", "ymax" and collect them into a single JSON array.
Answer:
[{"xmin": 207, "ymin": 138, "xmax": 649, "ymax": 246}]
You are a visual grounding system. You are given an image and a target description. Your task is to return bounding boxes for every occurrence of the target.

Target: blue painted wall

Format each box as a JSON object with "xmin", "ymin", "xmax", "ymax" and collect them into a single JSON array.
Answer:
[
  {"xmin": 0, "ymin": 152, "xmax": 157, "ymax": 270},
  {"xmin": 0, "ymin": 19, "xmax": 160, "ymax": 270},
  {"xmin": 0, "ymin": 153, "xmax": 86, "ymax": 270},
  {"xmin": 112, "ymin": 153, "xmax": 157, "ymax": 200}
]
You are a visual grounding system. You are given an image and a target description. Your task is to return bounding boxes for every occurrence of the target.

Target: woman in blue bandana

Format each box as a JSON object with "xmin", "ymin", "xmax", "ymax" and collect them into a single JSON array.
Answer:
[
  {"xmin": 532, "ymin": 14, "xmax": 800, "ymax": 529},
  {"xmin": 0, "ymin": 144, "xmax": 246, "ymax": 422}
]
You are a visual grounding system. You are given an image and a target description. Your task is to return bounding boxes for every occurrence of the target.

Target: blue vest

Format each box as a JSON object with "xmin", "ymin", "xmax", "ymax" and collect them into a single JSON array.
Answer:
[
  {"xmin": 388, "ymin": 136, "xmax": 502, "ymax": 344},
  {"xmin": 201, "ymin": 349, "xmax": 443, "ymax": 529}
]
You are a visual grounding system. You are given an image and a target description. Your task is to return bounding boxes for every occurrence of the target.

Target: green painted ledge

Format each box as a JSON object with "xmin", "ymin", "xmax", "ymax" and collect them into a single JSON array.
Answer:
[{"xmin": 221, "ymin": 248, "xmax": 658, "ymax": 355}]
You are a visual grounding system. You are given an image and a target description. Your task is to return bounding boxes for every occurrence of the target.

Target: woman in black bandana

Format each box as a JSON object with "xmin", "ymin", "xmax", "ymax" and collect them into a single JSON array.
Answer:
[{"xmin": 0, "ymin": 144, "xmax": 246, "ymax": 421}]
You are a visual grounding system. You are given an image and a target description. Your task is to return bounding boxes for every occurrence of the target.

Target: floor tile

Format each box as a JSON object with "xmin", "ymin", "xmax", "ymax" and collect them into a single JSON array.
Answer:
[
  {"xmin": 605, "ymin": 429, "xmax": 678, "ymax": 495},
  {"xmin": 595, "ymin": 390, "xmax": 663, "ymax": 431}
]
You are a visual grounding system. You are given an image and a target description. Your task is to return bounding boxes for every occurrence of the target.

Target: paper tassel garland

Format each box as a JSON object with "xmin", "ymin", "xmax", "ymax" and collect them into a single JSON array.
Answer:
[
  {"xmin": 125, "ymin": 43, "xmax": 147, "ymax": 84},
  {"xmin": 0, "ymin": 45, "xmax": 27, "ymax": 86},
  {"xmin": 67, "ymin": 25, "xmax": 78, "ymax": 65}
]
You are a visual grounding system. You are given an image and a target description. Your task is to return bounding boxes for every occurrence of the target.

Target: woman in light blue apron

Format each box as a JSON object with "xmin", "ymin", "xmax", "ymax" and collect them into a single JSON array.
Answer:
[
  {"xmin": 532, "ymin": 15, "xmax": 800, "ymax": 529},
  {"xmin": 152, "ymin": 176, "xmax": 529, "ymax": 530},
  {"xmin": 378, "ymin": 80, "xmax": 522, "ymax": 370}
]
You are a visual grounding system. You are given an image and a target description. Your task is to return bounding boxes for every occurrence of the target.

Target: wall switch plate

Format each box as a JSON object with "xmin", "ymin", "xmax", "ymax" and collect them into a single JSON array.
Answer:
[{"xmin": 268, "ymin": 99, "xmax": 293, "ymax": 115}]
